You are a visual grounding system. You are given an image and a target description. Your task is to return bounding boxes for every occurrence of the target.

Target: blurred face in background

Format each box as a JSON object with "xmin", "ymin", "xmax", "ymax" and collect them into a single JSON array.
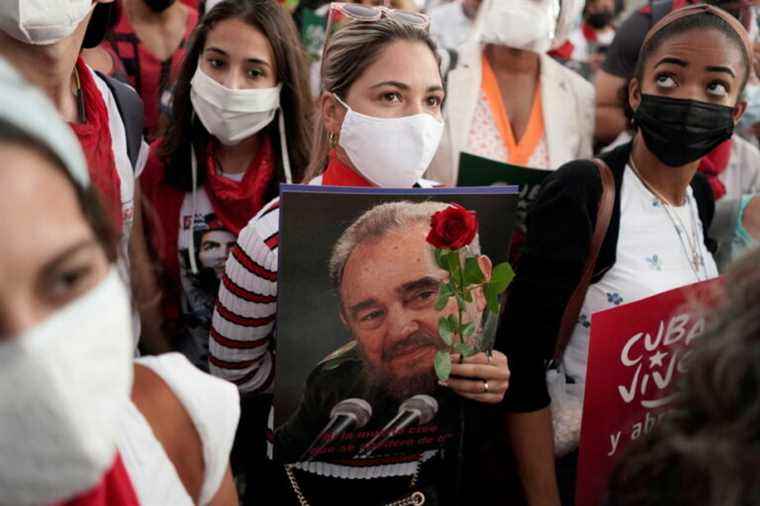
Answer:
[{"xmin": 585, "ymin": 0, "xmax": 615, "ymax": 29}]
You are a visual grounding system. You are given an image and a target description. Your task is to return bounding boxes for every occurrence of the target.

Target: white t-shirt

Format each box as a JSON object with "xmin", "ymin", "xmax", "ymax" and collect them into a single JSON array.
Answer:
[
  {"xmin": 177, "ymin": 186, "xmax": 237, "ymax": 369},
  {"xmin": 562, "ymin": 166, "xmax": 718, "ymax": 391},
  {"xmin": 119, "ymin": 353, "xmax": 239, "ymax": 505},
  {"xmin": 430, "ymin": 1, "xmax": 474, "ymax": 50}
]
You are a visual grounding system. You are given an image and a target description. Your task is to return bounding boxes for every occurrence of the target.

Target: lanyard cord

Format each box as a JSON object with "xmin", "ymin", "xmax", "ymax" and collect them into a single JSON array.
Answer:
[{"xmin": 628, "ymin": 158, "xmax": 706, "ymax": 281}]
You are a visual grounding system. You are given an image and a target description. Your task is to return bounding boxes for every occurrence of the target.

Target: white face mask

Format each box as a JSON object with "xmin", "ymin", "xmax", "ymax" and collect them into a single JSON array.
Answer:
[
  {"xmin": 0, "ymin": 269, "xmax": 134, "ymax": 504},
  {"xmin": 190, "ymin": 66, "xmax": 282, "ymax": 146},
  {"xmin": 0, "ymin": 0, "xmax": 96, "ymax": 46},
  {"xmin": 478, "ymin": 0, "xmax": 561, "ymax": 53},
  {"xmin": 335, "ymin": 95, "xmax": 444, "ymax": 188}
]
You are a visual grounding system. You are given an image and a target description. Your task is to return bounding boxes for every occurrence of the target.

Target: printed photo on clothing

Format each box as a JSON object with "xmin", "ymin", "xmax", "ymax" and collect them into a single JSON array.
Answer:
[{"xmin": 178, "ymin": 190, "xmax": 235, "ymax": 368}]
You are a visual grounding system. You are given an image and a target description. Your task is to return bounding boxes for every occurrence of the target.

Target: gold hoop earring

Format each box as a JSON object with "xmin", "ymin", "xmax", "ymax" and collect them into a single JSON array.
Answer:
[{"xmin": 328, "ymin": 132, "xmax": 338, "ymax": 149}]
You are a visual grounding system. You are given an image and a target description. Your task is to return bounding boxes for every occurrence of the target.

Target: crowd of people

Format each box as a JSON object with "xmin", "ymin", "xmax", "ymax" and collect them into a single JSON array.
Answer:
[{"xmin": 0, "ymin": 0, "xmax": 759, "ymax": 505}]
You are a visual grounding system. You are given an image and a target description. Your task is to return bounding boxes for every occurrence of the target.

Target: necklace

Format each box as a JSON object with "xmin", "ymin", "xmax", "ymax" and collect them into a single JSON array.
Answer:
[
  {"xmin": 72, "ymin": 68, "xmax": 86, "ymax": 123},
  {"xmin": 628, "ymin": 157, "xmax": 706, "ymax": 281}
]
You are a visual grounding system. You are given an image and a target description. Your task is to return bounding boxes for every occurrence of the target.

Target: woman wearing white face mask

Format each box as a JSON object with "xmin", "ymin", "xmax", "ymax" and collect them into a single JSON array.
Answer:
[
  {"xmin": 0, "ymin": 0, "xmax": 170, "ymax": 354},
  {"xmin": 0, "ymin": 59, "xmax": 239, "ymax": 506},
  {"xmin": 210, "ymin": 10, "xmax": 511, "ymax": 503},
  {"xmin": 140, "ymin": 0, "xmax": 313, "ymax": 372},
  {"xmin": 427, "ymin": 0, "xmax": 594, "ymax": 186}
]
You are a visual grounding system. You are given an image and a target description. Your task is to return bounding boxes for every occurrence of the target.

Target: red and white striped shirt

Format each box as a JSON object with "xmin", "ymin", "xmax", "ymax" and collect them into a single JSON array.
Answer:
[
  {"xmin": 210, "ymin": 197, "xmax": 281, "ymax": 393},
  {"xmin": 210, "ymin": 156, "xmax": 438, "ymax": 394}
]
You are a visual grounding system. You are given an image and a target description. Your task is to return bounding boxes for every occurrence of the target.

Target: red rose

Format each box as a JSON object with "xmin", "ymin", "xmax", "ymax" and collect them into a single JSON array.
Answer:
[{"xmin": 426, "ymin": 204, "xmax": 478, "ymax": 250}]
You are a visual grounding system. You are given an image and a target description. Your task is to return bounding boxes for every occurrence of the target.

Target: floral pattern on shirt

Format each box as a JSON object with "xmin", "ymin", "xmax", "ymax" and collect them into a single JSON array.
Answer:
[
  {"xmin": 606, "ymin": 292, "xmax": 623, "ymax": 305},
  {"xmin": 645, "ymin": 254, "xmax": 663, "ymax": 271}
]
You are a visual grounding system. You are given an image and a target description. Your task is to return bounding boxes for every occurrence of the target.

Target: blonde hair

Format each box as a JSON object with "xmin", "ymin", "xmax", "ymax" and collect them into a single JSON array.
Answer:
[{"xmin": 302, "ymin": 17, "xmax": 440, "ymax": 182}]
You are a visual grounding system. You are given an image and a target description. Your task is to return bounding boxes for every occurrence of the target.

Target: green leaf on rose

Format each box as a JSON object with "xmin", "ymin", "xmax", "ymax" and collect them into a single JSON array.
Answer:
[
  {"xmin": 446, "ymin": 252, "xmax": 461, "ymax": 282},
  {"xmin": 484, "ymin": 283, "xmax": 501, "ymax": 314},
  {"xmin": 434, "ymin": 248, "xmax": 448, "ymax": 269},
  {"xmin": 453, "ymin": 342, "xmax": 475, "ymax": 357},
  {"xmin": 435, "ymin": 282, "xmax": 453, "ymax": 311},
  {"xmin": 435, "ymin": 350, "xmax": 452, "ymax": 381},
  {"xmin": 461, "ymin": 321, "xmax": 475, "ymax": 338},
  {"xmin": 438, "ymin": 316, "xmax": 455, "ymax": 346},
  {"xmin": 463, "ymin": 256, "xmax": 485, "ymax": 285},
  {"xmin": 489, "ymin": 262, "xmax": 515, "ymax": 294}
]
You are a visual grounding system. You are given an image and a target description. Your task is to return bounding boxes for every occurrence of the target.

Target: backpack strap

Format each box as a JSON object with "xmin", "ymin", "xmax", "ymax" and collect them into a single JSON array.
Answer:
[
  {"xmin": 94, "ymin": 71, "xmax": 144, "ymax": 171},
  {"xmin": 550, "ymin": 158, "xmax": 616, "ymax": 363}
]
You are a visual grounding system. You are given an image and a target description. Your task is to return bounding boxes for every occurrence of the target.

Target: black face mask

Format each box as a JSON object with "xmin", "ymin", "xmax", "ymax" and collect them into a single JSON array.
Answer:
[
  {"xmin": 586, "ymin": 10, "xmax": 613, "ymax": 29},
  {"xmin": 633, "ymin": 93, "xmax": 736, "ymax": 167},
  {"xmin": 143, "ymin": 0, "xmax": 176, "ymax": 12}
]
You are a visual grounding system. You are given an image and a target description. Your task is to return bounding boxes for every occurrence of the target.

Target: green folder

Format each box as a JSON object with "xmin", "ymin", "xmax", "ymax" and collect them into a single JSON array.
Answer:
[
  {"xmin": 457, "ymin": 152, "xmax": 548, "ymax": 187},
  {"xmin": 457, "ymin": 152, "xmax": 551, "ymax": 231}
]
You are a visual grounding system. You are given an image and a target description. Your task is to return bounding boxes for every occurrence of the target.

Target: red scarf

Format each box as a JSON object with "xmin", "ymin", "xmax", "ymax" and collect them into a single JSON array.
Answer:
[
  {"xmin": 548, "ymin": 40, "xmax": 575, "ymax": 61},
  {"xmin": 321, "ymin": 151, "xmax": 374, "ymax": 187},
  {"xmin": 54, "ymin": 455, "xmax": 139, "ymax": 506},
  {"xmin": 69, "ymin": 59, "xmax": 123, "ymax": 231},
  {"xmin": 698, "ymin": 139, "xmax": 732, "ymax": 200},
  {"xmin": 205, "ymin": 136, "xmax": 276, "ymax": 235},
  {"xmin": 582, "ymin": 23, "xmax": 598, "ymax": 43}
]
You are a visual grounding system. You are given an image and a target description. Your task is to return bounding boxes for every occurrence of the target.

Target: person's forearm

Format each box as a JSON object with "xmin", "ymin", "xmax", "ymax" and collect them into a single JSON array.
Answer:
[
  {"xmin": 594, "ymin": 105, "xmax": 628, "ymax": 146},
  {"xmin": 504, "ymin": 408, "xmax": 560, "ymax": 506}
]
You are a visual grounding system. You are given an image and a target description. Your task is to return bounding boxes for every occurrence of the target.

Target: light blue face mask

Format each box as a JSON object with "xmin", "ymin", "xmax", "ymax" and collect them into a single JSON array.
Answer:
[{"xmin": 739, "ymin": 83, "xmax": 760, "ymax": 130}]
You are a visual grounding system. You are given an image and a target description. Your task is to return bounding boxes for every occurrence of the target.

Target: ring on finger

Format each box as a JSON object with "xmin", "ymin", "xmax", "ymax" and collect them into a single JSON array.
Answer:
[{"xmin": 482, "ymin": 379, "xmax": 489, "ymax": 394}]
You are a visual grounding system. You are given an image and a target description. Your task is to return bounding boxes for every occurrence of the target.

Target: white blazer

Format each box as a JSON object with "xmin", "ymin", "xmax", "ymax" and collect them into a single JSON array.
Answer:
[{"xmin": 427, "ymin": 43, "xmax": 595, "ymax": 186}]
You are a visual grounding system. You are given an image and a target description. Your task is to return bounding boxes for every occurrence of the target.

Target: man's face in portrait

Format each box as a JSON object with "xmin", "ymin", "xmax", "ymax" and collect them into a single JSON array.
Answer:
[
  {"xmin": 338, "ymin": 223, "xmax": 491, "ymax": 400},
  {"xmin": 198, "ymin": 229, "xmax": 236, "ymax": 279}
]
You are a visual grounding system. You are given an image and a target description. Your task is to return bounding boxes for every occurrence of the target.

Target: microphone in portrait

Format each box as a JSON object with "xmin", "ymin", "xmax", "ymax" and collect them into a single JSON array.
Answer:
[
  {"xmin": 300, "ymin": 397, "xmax": 372, "ymax": 462},
  {"xmin": 356, "ymin": 394, "xmax": 439, "ymax": 459}
]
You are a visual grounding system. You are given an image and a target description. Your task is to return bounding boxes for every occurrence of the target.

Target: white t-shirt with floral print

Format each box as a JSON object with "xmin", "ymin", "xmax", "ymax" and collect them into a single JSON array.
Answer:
[{"xmin": 562, "ymin": 166, "xmax": 719, "ymax": 392}]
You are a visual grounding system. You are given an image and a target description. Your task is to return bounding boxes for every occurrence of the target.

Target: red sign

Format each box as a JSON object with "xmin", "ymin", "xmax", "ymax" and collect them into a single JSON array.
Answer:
[{"xmin": 575, "ymin": 278, "xmax": 721, "ymax": 506}]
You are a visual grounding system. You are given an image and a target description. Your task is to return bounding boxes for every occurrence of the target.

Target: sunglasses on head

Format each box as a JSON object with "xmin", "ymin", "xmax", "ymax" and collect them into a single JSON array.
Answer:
[{"xmin": 324, "ymin": 2, "xmax": 431, "ymax": 46}]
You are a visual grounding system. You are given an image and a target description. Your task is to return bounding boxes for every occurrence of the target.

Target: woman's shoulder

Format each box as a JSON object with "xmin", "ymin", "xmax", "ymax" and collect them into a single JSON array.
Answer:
[
  {"xmin": 133, "ymin": 353, "xmax": 240, "ymax": 505},
  {"xmin": 552, "ymin": 142, "xmax": 630, "ymax": 183},
  {"xmin": 239, "ymin": 196, "xmax": 282, "ymax": 249},
  {"xmin": 134, "ymin": 354, "xmax": 240, "ymax": 439},
  {"xmin": 541, "ymin": 52, "xmax": 594, "ymax": 99},
  {"xmin": 543, "ymin": 158, "xmax": 604, "ymax": 201},
  {"xmin": 535, "ymin": 144, "xmax": 629, "ymax": 219}
]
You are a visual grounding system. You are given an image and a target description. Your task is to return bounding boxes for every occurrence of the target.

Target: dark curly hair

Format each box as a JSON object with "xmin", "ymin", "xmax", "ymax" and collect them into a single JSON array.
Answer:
[{"xmin": 607, "ymin": 249, "xmax": 760, "ymax": 506}]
